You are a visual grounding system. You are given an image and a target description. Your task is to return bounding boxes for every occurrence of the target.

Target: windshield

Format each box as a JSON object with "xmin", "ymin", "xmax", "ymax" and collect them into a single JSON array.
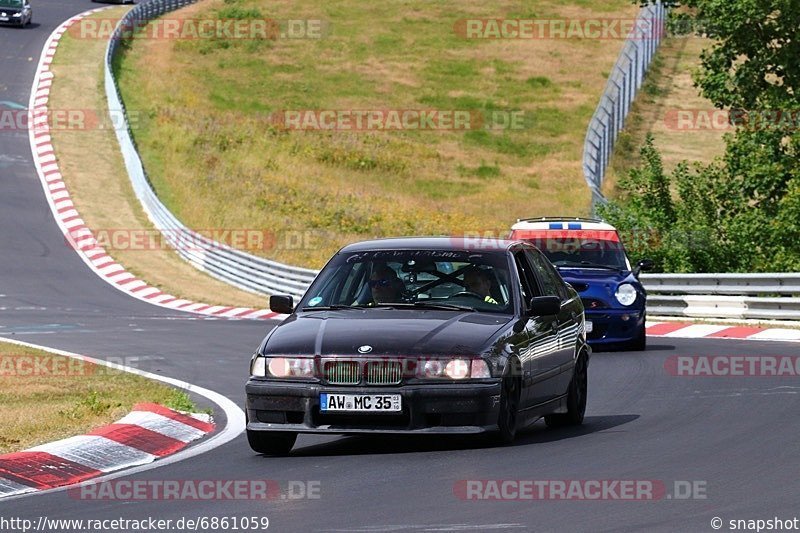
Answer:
[
  {"xmin": 532, "ymin": 237, "xmax": 629, "ymax": 270},
  {"xmin": 0, "ymin": 0, "xmax": 24, "ymax": 7},
  {"xmin": 298, "ymin": 249, "xmax": 514, "ymax": 313}
]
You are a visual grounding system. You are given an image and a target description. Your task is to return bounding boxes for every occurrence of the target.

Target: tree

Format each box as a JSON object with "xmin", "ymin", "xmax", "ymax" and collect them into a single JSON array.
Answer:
[{"xmin": 605, "ymin": 1, "xmax": 800, "ymax": 272}]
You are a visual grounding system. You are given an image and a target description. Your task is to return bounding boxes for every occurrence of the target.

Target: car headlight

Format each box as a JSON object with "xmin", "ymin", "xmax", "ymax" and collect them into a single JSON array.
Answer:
[
  {"xmin": 251, "ymin": 355, "xmax": 315, "ymax": 379},
  {"xmin": 12, "ymin": 12, "xmax": 21, "ymax": 16},
  {"xmin": 417, "ymin": 358, "xmax": 491, "ymax": 379},
  {"xmin": 250, "ymin": 355, "xmax": 267, "ymax": 377},
  {"xmin": 615, "ymin": 283, "xmax": 638, "ymax": 306}
]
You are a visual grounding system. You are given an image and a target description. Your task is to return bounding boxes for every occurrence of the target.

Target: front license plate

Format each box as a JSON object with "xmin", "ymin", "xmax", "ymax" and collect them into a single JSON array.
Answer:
[
  {"xmin": 320, "ymin": 393, "xmax": 401, "ymax": 413},
  {"xmin": 585, "ymin": 321, "xmax": 593, "ymax": 333},
  {"xmin": 0, "ymin": 17, "xmax": 8, "ymax": 21}
]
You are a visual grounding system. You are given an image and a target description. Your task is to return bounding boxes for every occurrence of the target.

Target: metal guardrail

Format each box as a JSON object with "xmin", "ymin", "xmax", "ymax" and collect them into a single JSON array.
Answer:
[
  {"xmin": 583, "ymin": 1, "xmax": 667, "ymax": 208},
  {"xmin": 641, "ymin": 274, "xmax": 800, "ymax": 320},
  {"xmin": 104, "ymin": 0, "xmax": 318, "ymax": 299},
  {"xmin": 102, "ymin": 3, "xmax": 798, "ymax": 322}
]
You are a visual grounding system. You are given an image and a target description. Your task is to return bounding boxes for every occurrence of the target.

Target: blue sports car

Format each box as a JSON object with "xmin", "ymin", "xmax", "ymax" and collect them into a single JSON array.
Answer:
[{"xmin": 510, "ymin": 217, "xmax": 653, "ymax": 350}]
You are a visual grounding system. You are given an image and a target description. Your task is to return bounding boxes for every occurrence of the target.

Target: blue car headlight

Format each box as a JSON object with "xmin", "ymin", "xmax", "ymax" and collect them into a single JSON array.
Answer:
[{"xmin": 615, "ymin": 283, "xmax": 637, "ymax": 306}]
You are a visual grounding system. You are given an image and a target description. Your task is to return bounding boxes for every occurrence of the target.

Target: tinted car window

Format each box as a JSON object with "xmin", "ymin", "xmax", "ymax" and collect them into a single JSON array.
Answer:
[
  {"xmin": 512, "ymin": 250, "xmax": 541, "ymax": 306},
  {"xmin": 535, "ymin": 237, "xmax": 629, "ymax": 270},
  {"xmin": 525, "ymin": 249, "xmax": 568, "ymax": 300},
  {"xmin": 299, "ymin": 249, "xmax": 514, "ymax": 313}
]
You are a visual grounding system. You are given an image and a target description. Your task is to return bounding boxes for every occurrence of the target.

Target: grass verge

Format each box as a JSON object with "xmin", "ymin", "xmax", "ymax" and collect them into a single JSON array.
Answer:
[
  {"xmin": 0, "ymin": 340, "xmax": 198, "ymax": 454},
  {"xmin": 49, "ymin": 7, "xmax": 265, "ymax": 308},
  {"xmin": 603, "ymin": 34, "xmax": 726, "ymax": 195},
  {"xmin": 114, "ymin": 0, "xmax": 639, "ymax": 268}
]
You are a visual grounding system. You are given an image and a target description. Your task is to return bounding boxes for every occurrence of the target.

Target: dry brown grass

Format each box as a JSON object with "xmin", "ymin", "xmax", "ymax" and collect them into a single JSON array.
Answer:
[
  {"xmin": 49, "ymin": 7, "xmax": 265, "ymax": 308},
  {"xmin": 604, "ymin": 34, "xmax": 726, "ymax": 194},
  {"xmin": 115, "ymin": 0, "xmax": 641, "ymax": 268},
  {"xmin": 0, "ymin": 341, "xmax": 194, "ymax": 454}
]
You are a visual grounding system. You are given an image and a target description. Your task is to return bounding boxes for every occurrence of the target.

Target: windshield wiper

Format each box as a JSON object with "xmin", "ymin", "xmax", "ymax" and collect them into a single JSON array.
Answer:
[
  {"xmin": 411, "ymin": 302, "xmax": 476, "ymax": 312},
  {"xmin": 301, "ymin": 304, "xmax": 371, "ymax": 311},
  {"xmin": 357, "ymin": 302, "xmax": 476, "ymax": 312},
  {"xmin": 303, "ymin": 302, "xmax": 476, "ymax": 312},
  {"xmin": 554, "ymin": 260, "xmax": 621, "ymax": 271}
]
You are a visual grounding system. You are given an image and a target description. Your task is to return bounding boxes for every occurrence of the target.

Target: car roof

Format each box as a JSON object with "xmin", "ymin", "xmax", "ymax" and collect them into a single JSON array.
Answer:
[
  {"xmin": 511, "ymin": 217, "xmax": 618, "ymax": 231},
  {"xmin": 338, "ymin": 236, "xmax": 527, "ymax": 254}
]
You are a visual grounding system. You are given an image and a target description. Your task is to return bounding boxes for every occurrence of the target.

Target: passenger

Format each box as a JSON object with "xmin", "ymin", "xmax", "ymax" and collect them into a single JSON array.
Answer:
[{"xmin": 463, "ymin": 269, "xmax": 499, "ymax": 304}]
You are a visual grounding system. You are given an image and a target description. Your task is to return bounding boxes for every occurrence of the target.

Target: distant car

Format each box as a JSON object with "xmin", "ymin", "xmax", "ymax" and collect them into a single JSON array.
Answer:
[
  {"xmin": 510, "ymin": 218, "xmax": 653, "ymax": 351},
  {"xmin": 0, "ymin": 0, "xmax": 32, "ymax": 27},
  {"xmin": 245, "ymin": 237, "xmax": 589, "ymax": 455}
]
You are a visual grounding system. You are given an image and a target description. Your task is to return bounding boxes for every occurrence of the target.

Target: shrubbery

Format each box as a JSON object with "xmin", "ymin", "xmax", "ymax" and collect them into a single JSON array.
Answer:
[{"xmin": 602, "ymin": 1, "xmax": 800, "ymax": 272}]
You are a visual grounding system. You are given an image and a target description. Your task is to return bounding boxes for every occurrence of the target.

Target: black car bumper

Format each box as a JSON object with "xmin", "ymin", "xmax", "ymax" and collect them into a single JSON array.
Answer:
[
  {"xmin": 585, "ymin": 308, "xmax": 645, "ymax": 345},
  {"xmin": 245, "ymin": 379, "xmax": 502, "ymax": 435},
  {"xmin": 0, "ymin": 14, "xmax": 25, "ymax": 25}
]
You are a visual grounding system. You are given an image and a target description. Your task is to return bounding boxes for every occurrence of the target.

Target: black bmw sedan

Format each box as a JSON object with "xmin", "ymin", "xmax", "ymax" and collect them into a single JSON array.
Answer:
[{"xmin": 245, "ymin": 237, "xmax": 589, "ymax": 455}]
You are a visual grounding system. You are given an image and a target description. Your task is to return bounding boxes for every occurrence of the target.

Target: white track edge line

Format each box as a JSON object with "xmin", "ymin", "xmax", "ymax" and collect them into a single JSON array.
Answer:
[
  {"xmin": 26, "ymin": 7, "xmax": 275, "ymax": 321},
  {"xmin": 0, "ymin": 336, "xmax": 245, "ymax": 503}
]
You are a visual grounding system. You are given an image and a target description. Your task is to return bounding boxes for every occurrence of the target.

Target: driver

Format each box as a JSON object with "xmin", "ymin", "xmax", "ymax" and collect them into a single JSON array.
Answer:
[
  {"xmin": 463, "ymin": 268, "xmax": 499, "ymax": 305},
  {"xmin": 368, "ymin": 265, "xmax": 404, "ymax": 304}
]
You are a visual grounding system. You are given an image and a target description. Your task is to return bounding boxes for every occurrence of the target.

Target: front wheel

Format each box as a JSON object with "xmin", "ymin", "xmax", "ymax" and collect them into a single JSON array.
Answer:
[
  {"xmin": 247, "ymin": 430, "xmax": 297, "ymax": 456},
  {"xmin": 545, "ymin": 352, "xmax": 587, "ymax": 428},
  {"xmin": 495, "ymin": 366, "xmax": 521, "ymax": 444}
]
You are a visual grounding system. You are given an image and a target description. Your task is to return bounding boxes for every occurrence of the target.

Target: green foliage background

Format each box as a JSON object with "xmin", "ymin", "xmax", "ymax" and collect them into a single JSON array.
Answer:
[{"xmin": 601, "ymin": 0, "xmax": 800, "ymax": 272}]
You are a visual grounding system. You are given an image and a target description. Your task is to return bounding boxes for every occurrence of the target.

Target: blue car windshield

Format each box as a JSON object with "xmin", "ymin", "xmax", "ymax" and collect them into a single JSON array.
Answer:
[
  {"xmin": 538, "ymin": 238, "xmax": 629, "ymax": 270},
  {"xmin": 298, "ymin": 249, "xmax": 514, "ymax": 313},
  {"xmin": 0, "ymin": 0, "xmax": 24, "ymax": 7}
]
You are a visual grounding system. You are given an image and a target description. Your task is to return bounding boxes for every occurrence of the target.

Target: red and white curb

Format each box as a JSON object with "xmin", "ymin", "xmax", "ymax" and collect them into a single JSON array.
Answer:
[
  {"xmin": 0, "ymin": 403, "xmax": 214, "ymax": 498},
  {"xmin": 28, "ymin": 9, "xmax": 278, "ymax": 321},
  {"xmin": 646, "ymin": 321, "xmax": 800, "ymax": 342},
  {"xmin": 0, "ymin": 337, "xmax": 244, "ymax": 503}
]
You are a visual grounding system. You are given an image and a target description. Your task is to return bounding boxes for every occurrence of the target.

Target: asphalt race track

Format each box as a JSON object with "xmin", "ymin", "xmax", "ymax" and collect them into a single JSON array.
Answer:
[{"xmin": 2, "ymin": 3, "xmax": 799, "ymax": 532}]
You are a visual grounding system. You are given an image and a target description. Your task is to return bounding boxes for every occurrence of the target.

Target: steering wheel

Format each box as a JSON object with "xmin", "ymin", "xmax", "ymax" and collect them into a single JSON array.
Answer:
[{"xmin": 450, "ymin": 291, "xmax": 485, "ymax": 301}]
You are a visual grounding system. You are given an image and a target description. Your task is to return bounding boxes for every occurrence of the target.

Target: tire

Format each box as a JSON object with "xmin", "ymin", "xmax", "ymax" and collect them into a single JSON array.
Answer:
[
  {"xmin": 545, "ymin": 352, "xmax": 588, "ymax": 428},
  {"xmin": 247, "ymin": 430, "xmax": 297, "ymax": 456},
  {"xmin": 495, "ymin": 362, "xmax": 521, "ymax": 444}
]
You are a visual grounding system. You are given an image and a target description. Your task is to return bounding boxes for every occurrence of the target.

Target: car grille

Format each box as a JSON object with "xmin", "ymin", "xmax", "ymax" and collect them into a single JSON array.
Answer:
[
  {"xmin": 324, "ymin": 361, "xmax": 360, "ymax": 385},
  {"xmin": 322, "ymin": 360, "xmax": 405, "ymax": 385},
  {"xmin": 365, "ymin": 361, "xmax": 402, "ymax": 385}
]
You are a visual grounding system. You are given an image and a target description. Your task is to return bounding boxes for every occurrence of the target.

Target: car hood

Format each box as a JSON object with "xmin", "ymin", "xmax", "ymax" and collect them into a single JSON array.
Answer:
[
  {"xmin": 263, "ymin": 309, "xmax": 513, "ymax": 357},
  {"xmin": 557, "ymin": 268, "xmax": 636, "ymax": 289}
]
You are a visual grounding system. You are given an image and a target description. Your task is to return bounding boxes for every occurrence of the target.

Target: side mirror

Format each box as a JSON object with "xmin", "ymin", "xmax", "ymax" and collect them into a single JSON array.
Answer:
[
  {"xmin": 634, "ymin": 258, "xmax": 654, "ymax": 276},
  {"xmin": 527, "ymin": 295, "xmax": 561, "ymax": 316},
  {"xmin": 269, "ymin": 295, "xmax": 294, "ymax": 314}
]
